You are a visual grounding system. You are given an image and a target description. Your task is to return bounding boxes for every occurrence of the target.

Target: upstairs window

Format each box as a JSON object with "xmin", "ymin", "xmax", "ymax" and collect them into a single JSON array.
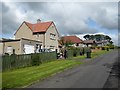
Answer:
[
  {"xmin": 37, "ymin": 33, "xmax": 39, "ymax": 37},
  {"xmin": 50, "ymin": 33, "xmax": 56, "ymax": 40}
]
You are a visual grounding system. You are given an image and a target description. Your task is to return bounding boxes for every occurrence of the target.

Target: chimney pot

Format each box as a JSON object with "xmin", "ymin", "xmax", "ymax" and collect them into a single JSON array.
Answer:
[{"xmin": 37, "ymin": 19, "xmax": 41, "ymax": 23}]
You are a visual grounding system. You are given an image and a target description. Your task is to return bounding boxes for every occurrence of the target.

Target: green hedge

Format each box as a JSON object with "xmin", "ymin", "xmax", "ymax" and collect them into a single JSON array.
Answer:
[
  {"xmin": 2, "ymin": 52, "xmax": 56, "ymax": 71},
  {"xmin": 67, "ymin": 47, "xmax": 89, "ymax": 58}
]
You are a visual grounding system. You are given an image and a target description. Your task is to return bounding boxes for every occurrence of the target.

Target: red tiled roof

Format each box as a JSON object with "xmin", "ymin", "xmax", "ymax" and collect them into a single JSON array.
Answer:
[
  {"xmin": 61, "ymin": 36, "xmax": 83, "ymax": 44},
  {"xmin": 25, "ymin": 21, "xmax": 53, "ymax": 33}
]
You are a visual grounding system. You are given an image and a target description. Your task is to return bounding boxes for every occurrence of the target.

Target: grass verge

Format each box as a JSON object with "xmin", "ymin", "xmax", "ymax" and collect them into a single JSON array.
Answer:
[
  {"xmin": 69, "ymin": 49, "xmax": 112, "ymax": 60},
  {"xmin": 91, "ymin": 49, "xmax": 112, "ymax": 58},
  {"xmin": 2, "ymin": 60, "xmax": 82, "ymax": 88}
]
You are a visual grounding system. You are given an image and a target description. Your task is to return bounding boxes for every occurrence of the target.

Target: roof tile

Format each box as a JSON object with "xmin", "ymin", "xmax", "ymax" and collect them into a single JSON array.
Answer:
[
  {"xmin": 25, "ymin": 21, "xmax": 53, "ymax": 33},
  {"xmin": 62, "ymin": 36, "xmax": 83, "ymax": 43}
]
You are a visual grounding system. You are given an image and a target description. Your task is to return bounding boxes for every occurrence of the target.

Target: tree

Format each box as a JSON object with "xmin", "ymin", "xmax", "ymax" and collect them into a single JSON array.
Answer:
[
  {"xmin": 109, "ymin": 41, "xmax": 113, "ymax": 45},
  {"xmin": 60, "ymin": 37, "xmax": 65, "ymax": 46},
  {"xmin": 83, "ymin": 34, "xmax": 90, "ymax": 40},
  {"xmin": 94, "ymin": 34, "xmax": 102, "ymax": 41},
  {"xmin": 83, "ymin": 34, "xmax": 113, "ymax": 44},
  {"xmin": 105, "ymin": 35, "xmax": 111, "ymax": 42},
  {"xmin": 90, "ymin": 35, "xmax": 94, "ymax": 40}
]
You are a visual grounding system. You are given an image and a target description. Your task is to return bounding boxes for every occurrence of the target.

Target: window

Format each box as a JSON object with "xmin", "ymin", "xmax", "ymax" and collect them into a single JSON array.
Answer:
[
  {"xmin": 37, "ymin": 33, "xmax": 39, "ymax": 37},
  {"xmin": 50, "ymin": 33, "xmax": 56, "ymax": 40},
  {"xmin": 7, "ymin": 46, "xmax": 13, "ymax": 53},
  {"xmin": 76, "ymin": 43, "xmax": 79, "ymax": 46}
]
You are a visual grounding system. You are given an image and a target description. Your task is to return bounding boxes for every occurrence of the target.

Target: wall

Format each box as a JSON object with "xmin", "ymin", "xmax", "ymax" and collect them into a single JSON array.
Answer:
[
  {"xmin": 15, "ymin": 22, "xmax": 44, "ymax": 47},
  {"xmin": 2, "ymin": 39, "xmax": 42, "ymax": 55},
  {"xmin": 3, "ymin": 41, "xmax": 21, "ymax": 55},
  {"xmin": 15, "ymin": 23, "xmax": 36, "ymax": 40},
  {"xmin": 20, "ymin": 39, "xmax": 41, "ymax": 54},
  {"xmin": 45, "ymin": 23, "xmax": 59, "ymax": 51},
  {"xmin": 35, "ymin": 33, "xmax": 44, "ymax": 48},
  {"xmin": 0, "ymin": 43, "xmax": 3, "ymax": 55}
]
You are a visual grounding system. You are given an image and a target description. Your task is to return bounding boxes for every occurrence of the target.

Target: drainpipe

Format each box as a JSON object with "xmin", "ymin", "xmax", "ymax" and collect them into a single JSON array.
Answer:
[{"xmin": 43, "ymin": 34, "xmax": 45, "ymax": 50}]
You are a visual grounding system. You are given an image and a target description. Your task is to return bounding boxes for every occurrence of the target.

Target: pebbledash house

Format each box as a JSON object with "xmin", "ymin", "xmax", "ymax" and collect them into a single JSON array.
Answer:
[{"xmin": 0, "ymin": 19, "xmax": 60, "ymax": 55}]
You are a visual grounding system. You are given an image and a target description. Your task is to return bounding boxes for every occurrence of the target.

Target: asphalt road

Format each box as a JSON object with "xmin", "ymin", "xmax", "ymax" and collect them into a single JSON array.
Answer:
[{"xmin": 28, "ymin": 50, "xmax": 118, "ymax": 88}]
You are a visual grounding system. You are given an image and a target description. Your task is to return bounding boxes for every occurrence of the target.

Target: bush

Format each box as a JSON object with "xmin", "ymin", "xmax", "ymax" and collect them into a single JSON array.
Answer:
[
  {"xmin": 101, "ymin": 47, "xmax": 105, "ymax": 50},
  {"xmin": 31, "ymin": 54, "xmax": 42, "ymax": 66},
  {"xmin": 109, "ymin": 45, "xmax": 114, "ymax": 49},
  {"xmin": 90, "ymin": 46, "xmax": 95, "ymax": 49},
  {"xmin": 101, "ymin": 46, "xmax": 110, "ymax": 50},
  {"xmin": 73, "ymin": 48, "xmax": 77, "ymax": 57},
  {"xmin": 96, "ymin": 46, "xmax": 101, "ymax": 49}
]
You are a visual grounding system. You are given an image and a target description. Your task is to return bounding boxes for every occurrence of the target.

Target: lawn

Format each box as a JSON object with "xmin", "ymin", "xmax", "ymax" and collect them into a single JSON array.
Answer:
[
  {"xmin": 91, "ymin": 49, "xmax": 111, "ymax": 58},
  {"xmin": 0, "ymin": 73, "xmax": 2, "ymax": 89},
  {"xmin": 69, "ymin": 49, "xmax": 112, "ymax": 60},
  {"xmin": 73, "ymin": 49, "xmax": 111, "ymax": 61},
  {"xmin": 2, "ymin": 60, "xmax": 82, "ymax": 88}
]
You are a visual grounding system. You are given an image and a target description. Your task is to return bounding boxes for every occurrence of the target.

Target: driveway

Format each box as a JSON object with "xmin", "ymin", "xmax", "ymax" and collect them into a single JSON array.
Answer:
[{"xmin": 28, "ymin": 50, "xmax": 118, "ymax": 88}]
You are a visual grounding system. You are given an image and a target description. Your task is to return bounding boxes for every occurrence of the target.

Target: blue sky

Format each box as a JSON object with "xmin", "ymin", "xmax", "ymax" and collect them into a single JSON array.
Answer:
[
  {"xmin": 87, "ymin": 18, "xmax": 118, "ymax": 35},
  {"xmin": 1, "ymin": 0, "xmax": 119, "ymax": 45}
]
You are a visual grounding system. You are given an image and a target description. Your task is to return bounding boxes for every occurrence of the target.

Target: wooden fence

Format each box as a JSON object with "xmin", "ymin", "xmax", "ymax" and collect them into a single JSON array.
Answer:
[
  {"xmin": 2, "ymin": 47, "xmax": 89, "ymax": 71},
  {"xmin": 2, "ymin": 52, "xmax": 57, "ymax": 71}
]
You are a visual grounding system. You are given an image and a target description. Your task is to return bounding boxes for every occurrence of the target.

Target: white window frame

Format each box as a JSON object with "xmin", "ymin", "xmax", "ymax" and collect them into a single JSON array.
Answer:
[{"xmin": 50, "ymin": 33, "xmax": 56, "ymax": 40}]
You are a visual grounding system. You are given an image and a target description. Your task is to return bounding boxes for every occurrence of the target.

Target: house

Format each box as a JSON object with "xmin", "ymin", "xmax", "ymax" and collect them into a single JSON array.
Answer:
[
  {"xmin": 83, "ymin": 40, "xmax": 96, "ymax": 47},
  {"xmin": 83, "ymin": 40, "xmax": 109, "ymax": 47},
  {"xmin": 96, "ymin": 40, "xmax": 109, "ymax": 46},
  {"xmin": 60, "ymin": 36, "xmax": 83, "ymax": 47},
  {"xmin": 14, "ymin": 19, "xmax": 59, "ymax": 52},
  {"xmin": 1, "ymin": 38, "xmax": 42, "ymax": 55},
  {"xmin": 1, "ymin": 19, "xmax": 60, "ymax": 55}
]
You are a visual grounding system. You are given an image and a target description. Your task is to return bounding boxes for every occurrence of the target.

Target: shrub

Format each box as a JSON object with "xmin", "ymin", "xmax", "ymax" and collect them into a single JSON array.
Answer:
[
  {"xmin": 86, "ymin": 47, "xmax": 92, "ymax": 53},
  {"xmin": 73, "ymin": 48, "xmax": 77, "ymax": 57},
  {"xmin": 70, "ymin": 47, "xmax": 79, "ymax": 57},
  {"xmin": 90, "ymin": 46, "xmax": 95, "ymax": 49},
  {"xmin": 109, "ymin": 45, "xmax": 114, "ymax": 49},
  {"xmin": 101, "ymin": 47, "xmax": 105, "ymax": 50},
  {"xmin": 31, "ymin": 54, "xmax": 41, "ymax": 66},
  {"xmin": 96, "ymin": 46, "xmax": 101, "ymax": 49}
]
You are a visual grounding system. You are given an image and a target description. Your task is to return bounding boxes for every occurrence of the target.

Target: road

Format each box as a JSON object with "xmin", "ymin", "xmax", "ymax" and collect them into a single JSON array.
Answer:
[{"xmin": 28, "ymin": 50, "xmax": 118, "ymax": 88}]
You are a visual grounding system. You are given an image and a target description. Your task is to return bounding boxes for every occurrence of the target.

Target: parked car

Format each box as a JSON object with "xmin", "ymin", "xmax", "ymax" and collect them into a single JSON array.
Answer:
[{"xmin": 41, "ymin": 49, "xmax": 54, "ymax": 52}]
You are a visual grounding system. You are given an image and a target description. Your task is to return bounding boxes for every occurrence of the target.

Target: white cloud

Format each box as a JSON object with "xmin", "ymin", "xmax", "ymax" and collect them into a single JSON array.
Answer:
[{"xmin": 2, "ymin": 0, "xmax": 119, "ymax": 2}]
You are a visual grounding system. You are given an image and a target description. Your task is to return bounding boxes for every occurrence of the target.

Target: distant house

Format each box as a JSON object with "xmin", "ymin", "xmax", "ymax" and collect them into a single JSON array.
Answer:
[
  {"xmin": 60, "ymin": 36, "xmax": 83, "ymax": 47},
  {"xmin": 83, "ymin": 40, "xmax": 96, "ymax": 47},
  {"xmin": 83, "ymin": 40, "xmax": 109, "ymax": 47},
  {"xmin": 96, "ymin": 40, "xmax": 109, "ymax": 46},
  {"xmin": 14, "ymin": 19, "xmax": 60, "ymax": 52}
]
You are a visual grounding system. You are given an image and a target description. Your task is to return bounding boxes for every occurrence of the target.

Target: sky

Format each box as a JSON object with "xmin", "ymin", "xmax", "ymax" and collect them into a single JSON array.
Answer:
[{"xmin": 1, "ymin": 0, "xmax": 119, "ymax": 46}]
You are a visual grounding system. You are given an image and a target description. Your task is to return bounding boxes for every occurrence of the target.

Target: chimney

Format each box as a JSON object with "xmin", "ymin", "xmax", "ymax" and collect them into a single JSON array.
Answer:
[{"xmin": 37, "ymin": 19, "xmax": 41, "ymax": 23}]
